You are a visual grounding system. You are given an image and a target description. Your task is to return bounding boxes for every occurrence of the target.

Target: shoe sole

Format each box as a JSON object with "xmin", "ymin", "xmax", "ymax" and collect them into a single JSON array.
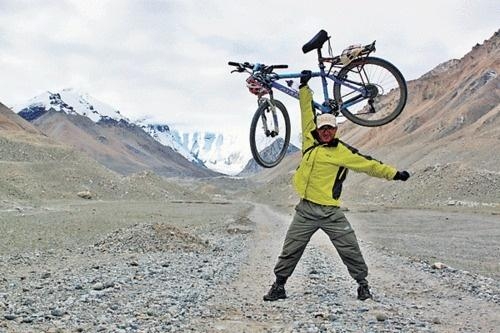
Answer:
[
  {"xmin": 357, "ymin": 296, "xmax": 373, "ymax": 301},
  {"xmin": 263, "ymin": 295, "xmax": 286, "ymax": 301}
]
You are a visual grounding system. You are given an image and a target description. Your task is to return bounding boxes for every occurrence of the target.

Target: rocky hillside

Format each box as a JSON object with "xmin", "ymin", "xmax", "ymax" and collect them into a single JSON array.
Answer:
[
  {"xmin": 31, "ymin": 110, "xmax": 218, "ymax": 178},
  {"xmin": 0, "ymin": 103, "xmax": 211, "ymax": 202},
  {"xmin": 341, "ymin": 30, "xmax": 499, "ymax": 155},
  {"xmin": 0, "ymin": 103, "xmax": 41, "ymax": 134},
  {"xmin": 251, "ymin": 29, "xmax": 500, "ymax": 211}
]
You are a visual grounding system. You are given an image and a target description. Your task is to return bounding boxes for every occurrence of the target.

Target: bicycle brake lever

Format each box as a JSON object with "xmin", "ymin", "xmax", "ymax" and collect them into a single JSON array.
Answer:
[{"xmin": 231, "ymin": 67, "xmax": 245, "ymax": 73}]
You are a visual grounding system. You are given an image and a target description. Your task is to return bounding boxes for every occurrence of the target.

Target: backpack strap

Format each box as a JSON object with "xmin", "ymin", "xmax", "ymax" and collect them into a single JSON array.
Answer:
[{"xmin": 303, "ymin": 143, "xmax": 321, "ymax": 155}]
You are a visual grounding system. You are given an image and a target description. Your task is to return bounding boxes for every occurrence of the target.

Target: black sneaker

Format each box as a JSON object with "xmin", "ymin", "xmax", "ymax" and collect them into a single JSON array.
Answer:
[
  {"xmin": 357, "ymin": 284, "xmax": 372, "ymax": 301},
  {"xmin": 263, "ymin": 283, "xmax": 286, "ymax": 301}
]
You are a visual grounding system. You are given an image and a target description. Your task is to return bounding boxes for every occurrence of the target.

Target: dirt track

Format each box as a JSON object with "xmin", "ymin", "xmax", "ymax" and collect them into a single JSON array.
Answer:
[
  {"xmin": 188, "ymin": 203, "xmax": 500, "ymax": 332},
  {"xmin": 1, "ymin": 199, "xmax": 499, "ymax": 332}
]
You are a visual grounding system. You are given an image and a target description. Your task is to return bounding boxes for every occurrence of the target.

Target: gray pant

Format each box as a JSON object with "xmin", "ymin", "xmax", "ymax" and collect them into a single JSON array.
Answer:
[{"xmin": 274, "ymin": 200, "xmax": 368, "ymax": 283}]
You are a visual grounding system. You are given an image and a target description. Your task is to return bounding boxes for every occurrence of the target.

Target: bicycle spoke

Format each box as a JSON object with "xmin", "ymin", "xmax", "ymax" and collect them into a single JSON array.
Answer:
[
  {"xmin": 250, "ymin": 100, "xmax": 291, "ymax": 168},
  {"xmin": 333, "ymin": 57, "xmax": 407, "ymax": 127}
]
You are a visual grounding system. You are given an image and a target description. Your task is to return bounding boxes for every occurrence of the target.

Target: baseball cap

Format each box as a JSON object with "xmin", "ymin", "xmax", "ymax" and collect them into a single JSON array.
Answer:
[{"xmin": 316, "ymin": 113, "xmax": 337, "ymax": 129}]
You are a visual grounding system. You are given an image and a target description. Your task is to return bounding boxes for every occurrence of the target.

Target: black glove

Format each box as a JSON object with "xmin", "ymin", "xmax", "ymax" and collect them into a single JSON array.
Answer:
[
  {"xmin": 393, "ymin": 171, "xmax": 410, "ymax": 181},
  {"xmin": 299, "ymin": 70, "xmax": 312, "ymax": 87}
]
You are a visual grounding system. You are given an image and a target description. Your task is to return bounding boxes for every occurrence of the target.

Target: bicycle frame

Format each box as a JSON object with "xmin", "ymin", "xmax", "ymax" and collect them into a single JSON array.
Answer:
[{"xmin": 270, "ymin": 69, "xmax": 369, "ymax": 114}]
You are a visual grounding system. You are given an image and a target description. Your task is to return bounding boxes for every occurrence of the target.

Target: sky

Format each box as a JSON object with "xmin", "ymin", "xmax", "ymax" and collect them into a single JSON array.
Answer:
[{"xmin": 0, "ymin": 0, "xmax": 498, "ymax": 143}]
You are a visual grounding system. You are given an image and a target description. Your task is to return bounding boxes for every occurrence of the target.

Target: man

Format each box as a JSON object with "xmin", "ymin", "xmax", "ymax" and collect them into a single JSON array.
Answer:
[{"xmin": 263, "ymin": 71, "xmax": 410, "ymax": 302}]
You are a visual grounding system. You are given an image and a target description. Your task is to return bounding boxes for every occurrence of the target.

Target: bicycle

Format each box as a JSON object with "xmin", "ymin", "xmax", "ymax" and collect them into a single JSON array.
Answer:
[{"xmin": 228, "ymin": 29, "xmax": 408, "ymax": 168}]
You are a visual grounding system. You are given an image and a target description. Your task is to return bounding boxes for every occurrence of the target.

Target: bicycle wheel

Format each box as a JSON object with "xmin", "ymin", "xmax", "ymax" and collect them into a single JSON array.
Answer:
[
  {"xmin": 333, "ymin": 56, "xmax": 407, "ymax": 127},
  {"xmin": 249, "ymin": 99, "xmax": 291, "ymax": 168}
]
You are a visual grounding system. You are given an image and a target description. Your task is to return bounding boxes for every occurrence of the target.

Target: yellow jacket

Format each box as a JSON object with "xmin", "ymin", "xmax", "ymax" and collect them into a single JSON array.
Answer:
[{"xmin": 292, "ymin": 86, "xmax": 397, "ymax": 206}]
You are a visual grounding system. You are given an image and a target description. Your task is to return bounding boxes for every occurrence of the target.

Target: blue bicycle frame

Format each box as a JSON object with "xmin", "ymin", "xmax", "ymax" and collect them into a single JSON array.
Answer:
[{"xmin": 268, "ymin": 70, "xmax": 367, "ymax": 113}]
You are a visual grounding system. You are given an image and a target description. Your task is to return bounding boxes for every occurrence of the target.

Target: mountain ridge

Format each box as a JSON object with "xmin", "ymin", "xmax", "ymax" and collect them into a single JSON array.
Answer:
[
  {"xmin": 13, "ymin": 89, "xmax": 220, "ymax": 178},
  {"xmin": 14, "ymin": 89, "xmax": 249, "ymax": 176}
]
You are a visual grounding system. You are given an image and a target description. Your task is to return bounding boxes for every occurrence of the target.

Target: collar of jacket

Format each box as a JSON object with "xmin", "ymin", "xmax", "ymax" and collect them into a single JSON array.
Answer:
[{"xmin": 304, "ymin": 135, "xmax": 340, "ymax": 155}]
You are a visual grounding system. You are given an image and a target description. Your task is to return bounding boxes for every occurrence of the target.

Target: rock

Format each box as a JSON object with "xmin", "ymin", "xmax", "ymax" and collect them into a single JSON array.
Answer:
[
  {"xmin": 4, "ymin": 314, "xmax": 16, "ymax": 320},
  {"xmin": 432, "ymin": 262, "xmax": 447, "ymax": 269},
  {"xmin": 77, "ymin": 190, "xmax": 93, "ymax": 199},
  {"xmin": 104, "ymin": 281, "xmax": 115, "ymax": 289},
  {"xmin": 376, "ymin": 313, "xmax": 388, "ymax": 321},
  {"xmin": 51, "ymin": 308, "xmax": 64, "ymax": 317},
  {"xmin": 92, "ymin": 282, "xmax": 105, "ymax": 290}
]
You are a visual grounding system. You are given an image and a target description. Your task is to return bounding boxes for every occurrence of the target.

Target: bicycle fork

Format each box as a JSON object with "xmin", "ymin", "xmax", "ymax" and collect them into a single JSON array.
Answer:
[{"xmin": 258, "ymin": 97, "xmax": 279, "ymax": 137}]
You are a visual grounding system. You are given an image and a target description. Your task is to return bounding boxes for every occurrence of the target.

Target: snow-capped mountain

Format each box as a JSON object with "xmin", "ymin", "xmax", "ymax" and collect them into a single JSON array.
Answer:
[
  {"xmin": 135, "ymin": 120, "xmax": 200, "ymax": 165},
  {"xmin": 13, "ymin": 88, "xmax": 219, "ymax": 178},
  {"xmin": 14, "ymin": 88, "xmax": 251, "ymax": 175},
  {"xmin": 171, "ymin": 129, "xmax": 251, "ymax": 176},
  {"xmin": 14, "ymin": 88, "xmax": 129, "ymax": 123},
  {"xmin": 135, "ymin": 118, "xmax": 251, "ymax": 175}
]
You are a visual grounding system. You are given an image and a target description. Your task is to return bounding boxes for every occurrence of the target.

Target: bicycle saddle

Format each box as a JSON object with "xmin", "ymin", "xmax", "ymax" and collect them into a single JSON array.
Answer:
[{"xmin": 302, "ymin": 30, "xmax": 329, "ymax": 54}]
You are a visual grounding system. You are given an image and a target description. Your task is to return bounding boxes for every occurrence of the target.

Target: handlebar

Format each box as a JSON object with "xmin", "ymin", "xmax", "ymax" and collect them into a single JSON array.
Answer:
[
  {"xmin": 228, "ymin": 61, "xmax": 244, "ymax": 67},
  {"xmin": 228, "ymin": 61, "xmax": 288, "ymax": 74}
]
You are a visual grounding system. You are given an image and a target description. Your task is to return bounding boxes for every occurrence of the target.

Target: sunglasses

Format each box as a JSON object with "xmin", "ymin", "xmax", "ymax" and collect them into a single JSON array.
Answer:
[{"xmin": 318, "ymin": 125, "xmax": 337, "ymax": 131}]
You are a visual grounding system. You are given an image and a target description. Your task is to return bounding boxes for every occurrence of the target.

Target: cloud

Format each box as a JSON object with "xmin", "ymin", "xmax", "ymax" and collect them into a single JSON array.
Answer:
[{"xmin": 0, "ymin": 0, "xmax": 498, "ymax": 144}]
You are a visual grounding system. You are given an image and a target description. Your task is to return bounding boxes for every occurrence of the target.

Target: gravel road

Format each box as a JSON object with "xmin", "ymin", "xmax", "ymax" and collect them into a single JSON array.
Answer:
[{"xmin": 1, "ymin": 199, "xmax": 499, "ymax": 332}]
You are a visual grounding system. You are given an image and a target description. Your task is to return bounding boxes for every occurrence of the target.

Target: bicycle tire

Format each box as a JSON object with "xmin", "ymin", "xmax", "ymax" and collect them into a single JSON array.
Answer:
[
  {"xmin": 249, "ymin": 99, "xmax": 291, "ymax": 168},
  {"xmin": 333, "ymin": 57, "xmax": 407, "ymax": 127}
]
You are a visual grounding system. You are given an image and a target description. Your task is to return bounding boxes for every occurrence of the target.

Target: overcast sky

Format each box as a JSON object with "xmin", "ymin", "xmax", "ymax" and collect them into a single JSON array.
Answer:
[{"xmin": 0, "ymin": 0, "xmax": 498, "ymax": 140}]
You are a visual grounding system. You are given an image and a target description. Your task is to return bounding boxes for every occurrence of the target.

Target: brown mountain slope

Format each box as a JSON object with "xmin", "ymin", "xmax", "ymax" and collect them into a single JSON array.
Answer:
[
  {"xmin": 340, "ymin": 30, "xmax": 499, "ymax": 157},
  {"xmin": 0, "ymin": 105, "xmax": 210, "ymax": 202},
  {"xmin": 252, "ymin": 29, "xmax": 500, "ymax": 211},
  {"xmin": 0, "ymin": 102, "xmax": 41, "ymax": 135},
  {"xmin": 29, "ymin": 110, "xmax": 219, "ymax": 178}
]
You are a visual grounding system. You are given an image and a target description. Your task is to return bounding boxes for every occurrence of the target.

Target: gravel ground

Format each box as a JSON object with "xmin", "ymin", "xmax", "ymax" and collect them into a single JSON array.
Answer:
[{"xmin": 1, "ymin": 199, "xmax": 499, "ymax": 332}]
